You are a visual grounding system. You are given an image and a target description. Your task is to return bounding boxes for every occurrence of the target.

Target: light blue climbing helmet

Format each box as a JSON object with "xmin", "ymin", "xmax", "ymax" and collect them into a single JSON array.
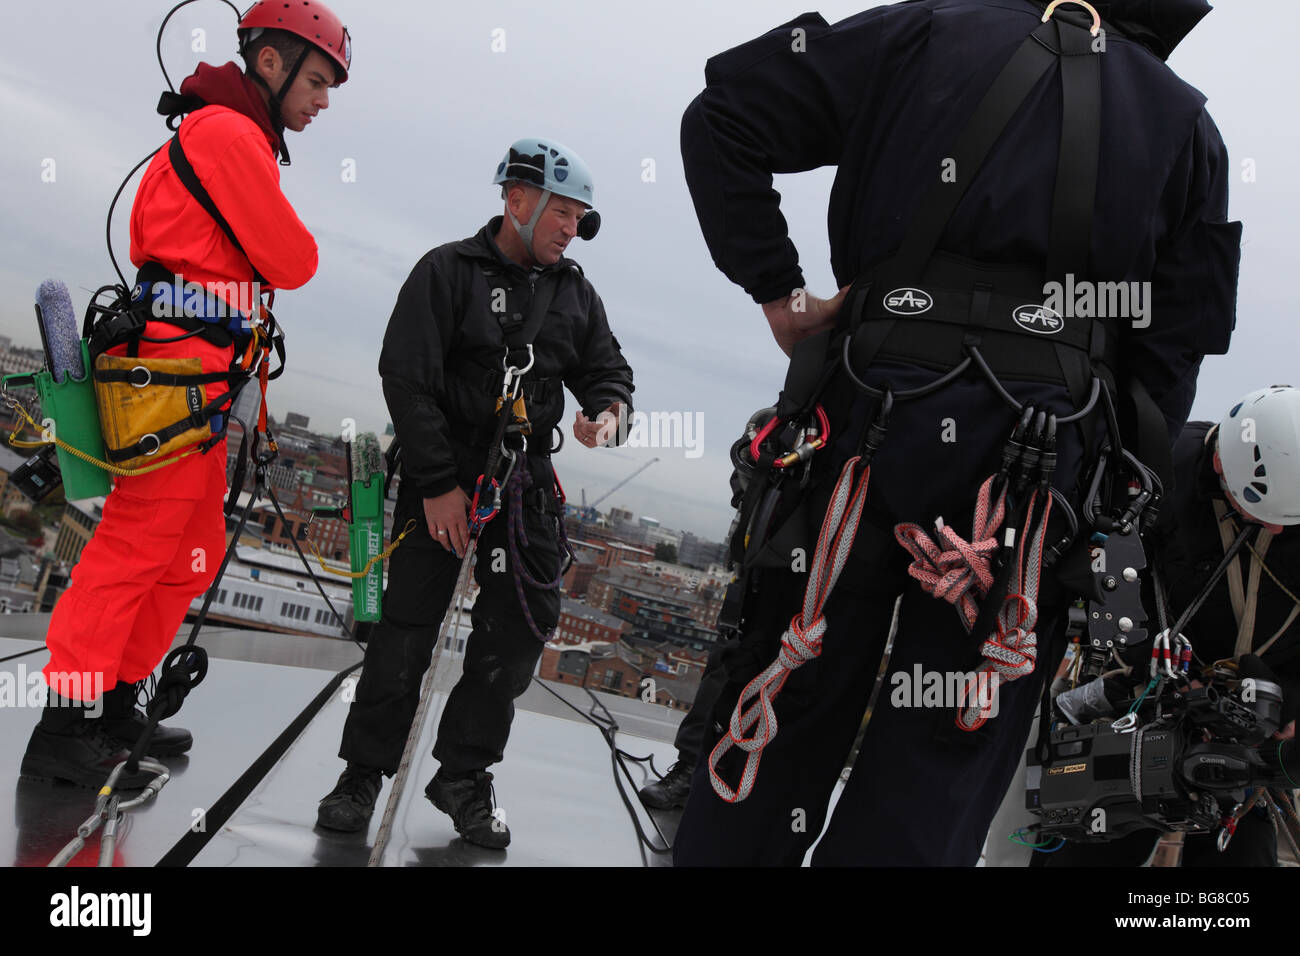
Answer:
[{"xmin": 493, "ymin": 138, "xmax": 601, "ymax": 250}]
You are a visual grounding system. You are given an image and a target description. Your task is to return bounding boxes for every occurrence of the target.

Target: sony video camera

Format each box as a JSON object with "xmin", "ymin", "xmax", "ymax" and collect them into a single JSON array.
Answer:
[{"xmin": 1027, "ymin": 666, "xmax": 1292, "ymax": 842}]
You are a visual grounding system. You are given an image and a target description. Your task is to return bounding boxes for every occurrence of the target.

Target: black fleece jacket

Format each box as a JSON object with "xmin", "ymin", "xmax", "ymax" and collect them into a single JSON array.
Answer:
[
  {"xmin": 379, "ymin": 218, "xmax": 634, "ymax": 498},
  {"xmin": 680, "ymin": 0, "xmax": 1239, "ymax": 439}
]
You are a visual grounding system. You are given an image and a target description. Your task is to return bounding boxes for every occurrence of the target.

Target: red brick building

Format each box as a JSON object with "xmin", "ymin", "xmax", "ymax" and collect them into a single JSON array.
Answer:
[{"xmin": 554, "ymin": 598, "xmax": 631, "ymax": 645}]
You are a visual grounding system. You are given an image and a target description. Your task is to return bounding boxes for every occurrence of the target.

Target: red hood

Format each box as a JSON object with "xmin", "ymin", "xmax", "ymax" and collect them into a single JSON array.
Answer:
[{"xmin": 179, "ymin": 62, "xmax": 281, "ymax": 155}]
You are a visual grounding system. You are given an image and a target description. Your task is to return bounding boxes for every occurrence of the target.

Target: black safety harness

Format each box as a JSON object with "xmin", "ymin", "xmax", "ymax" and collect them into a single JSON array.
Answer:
[{"xmin": 711, "ymin": 4, "xmax": 1173, "ymax": 799}]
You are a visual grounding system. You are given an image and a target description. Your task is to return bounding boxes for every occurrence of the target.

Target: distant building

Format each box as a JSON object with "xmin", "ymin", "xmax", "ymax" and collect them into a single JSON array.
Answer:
[
  {"xmin": 52, "ymin": 498, "xmax": 103, "ymax": 565},
  {"xmin": 0, "ymin": 445, "xmax": 36, "ymax": 514},
  {"xmin": 587, "ymin": 566, "xmax": 720, "ymax": 650},
  {"xmin": 538, "ymin": 633, "xmax": 706, "ymax": 710},
  {"xmin": 554, "ymin": 598, "xmax": 630, "ymax": 645},
  {"xmin": 679, "ymin": 531, "xmax": 728, "ymax": 570},
  {"xmin": 35, "ymin": 558, "xmax": 71, "ymax": 613},
  {"xmin": 194, "ymin": 546, "xmax": 355, "ymax": 638},
  {"xmin": 561, "ymin": 543, "xmax": 602, "ymax": 597}
]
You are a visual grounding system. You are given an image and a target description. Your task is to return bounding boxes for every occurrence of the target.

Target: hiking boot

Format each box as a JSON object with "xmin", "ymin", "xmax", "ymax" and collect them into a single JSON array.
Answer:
[
  {"xmin": 639, "ymin": 760, "xmax": 693, "ymax": 810},
  {"xmin": 20, "ymin": 695, "xmax": 161, "ymax": 789},
  {"xmin": 100, "ymin": 682, "xmax": 193, "ymax": 757},
  {"xmin": 424, "ymin": 770, "xmax": 510, "ymax": 849},
  {"xmin": 316, "ymin": 765, "xmax": 383, "ymax": 832}
]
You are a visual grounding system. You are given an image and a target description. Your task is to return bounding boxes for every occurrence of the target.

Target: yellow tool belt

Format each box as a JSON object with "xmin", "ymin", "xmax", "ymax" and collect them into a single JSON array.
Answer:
[{"xmin": 92, "ymin": 353, "xmax": 235, "ymax": 469}]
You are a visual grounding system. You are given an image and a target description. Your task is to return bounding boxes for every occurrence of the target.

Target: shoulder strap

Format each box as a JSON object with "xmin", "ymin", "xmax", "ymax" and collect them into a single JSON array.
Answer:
[
  {"xmin": 168, "ymin": 134, "xmax": 267, "ymax": 286},
  {"xmin": 511, "ymin": 273, "xmax": 559, "ymax": 357},
  {"xmin": 885, "ymin": 17, "xmax": 1100, "ymax": 290},
  {"xmin": 479, "ymin": 264, "xmax": 562, "ymax": 366}
]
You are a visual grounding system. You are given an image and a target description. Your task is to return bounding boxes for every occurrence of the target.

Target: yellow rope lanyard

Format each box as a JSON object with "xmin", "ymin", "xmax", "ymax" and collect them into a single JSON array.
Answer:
[
  {"xmin": 4, "ymin": 396, "xmax": 198, "ymax": 477},
  {"xmin": 305, "ymin": 518, "xmax": 419, "ymax": 580}
]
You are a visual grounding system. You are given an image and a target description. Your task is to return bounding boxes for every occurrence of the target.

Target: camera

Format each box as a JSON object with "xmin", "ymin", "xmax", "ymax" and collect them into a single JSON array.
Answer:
[{"xmin": 1027, "ymin": 674, "xmax": 1289, "ymax": 842}]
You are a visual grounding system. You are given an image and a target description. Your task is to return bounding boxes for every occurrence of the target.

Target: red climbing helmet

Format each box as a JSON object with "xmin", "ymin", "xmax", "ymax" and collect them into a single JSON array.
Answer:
[{"xmin": 238, "ymin": 0, "xmax": 352, "ymax": 84}]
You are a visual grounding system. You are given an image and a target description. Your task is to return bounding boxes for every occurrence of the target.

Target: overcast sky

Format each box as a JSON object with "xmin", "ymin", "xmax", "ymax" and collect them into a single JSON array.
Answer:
[{"xmin": 2, "ymin": 1, "xmax": 1294, "ymax": 540}]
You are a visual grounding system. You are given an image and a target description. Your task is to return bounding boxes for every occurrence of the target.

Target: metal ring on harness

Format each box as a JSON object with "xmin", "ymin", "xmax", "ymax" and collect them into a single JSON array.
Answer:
[
  {"xmin": 128, "ymin": 365, "xmax": 152, "ymax": 388},
  {"xmin": 140, "ymin": 433, "xmax": 161, "ymax": 456},
  {"xmin": 1042, "ymin": 0, "xmax": 1101, "ymax": 35},
  {"xmin": 502, "ymin": 344, "xmax": 536, "ymax": 399}
]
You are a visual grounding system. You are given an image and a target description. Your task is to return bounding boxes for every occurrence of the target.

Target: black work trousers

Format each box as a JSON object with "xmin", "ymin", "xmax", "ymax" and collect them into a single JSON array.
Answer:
[
  {"xmin": 673, "ymin": 366, "xmax": 1086, "ymax": 866},
  {"xmin": 673, "ymin": 638, "xmax": 735, "ymax": 768},
  {"xmin": 338, "ymin": 455, "xmax": 563, "ymax": 778}
]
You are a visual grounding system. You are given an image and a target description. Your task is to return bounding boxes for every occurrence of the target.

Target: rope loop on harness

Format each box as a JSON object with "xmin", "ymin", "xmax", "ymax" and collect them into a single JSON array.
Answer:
[
  {"xmin": 895, "ymin": 477, "xmax": 1008, "ymax": 626},
  {"xmin": 894, "ymin": 474, "xmax": 1053, "ymax": 731},
  {"xmin": 709, "ymin": 452, "xmax": 872, "ymax": 803}
]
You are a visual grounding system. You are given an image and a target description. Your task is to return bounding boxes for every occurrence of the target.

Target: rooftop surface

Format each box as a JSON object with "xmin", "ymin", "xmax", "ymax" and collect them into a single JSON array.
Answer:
[{"xmin": 0, "ymin": 617, "xmax": 681, "ymax": 867}]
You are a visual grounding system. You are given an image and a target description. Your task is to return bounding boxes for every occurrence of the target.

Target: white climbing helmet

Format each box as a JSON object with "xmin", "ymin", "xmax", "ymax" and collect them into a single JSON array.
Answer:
[
  {"xmin": 493, "ymin": 138, "xmax": 600, "ymax": 255},
  {"xmin": 1217, "ymin": 385, "xmax": 1300, "ymax": 526}
]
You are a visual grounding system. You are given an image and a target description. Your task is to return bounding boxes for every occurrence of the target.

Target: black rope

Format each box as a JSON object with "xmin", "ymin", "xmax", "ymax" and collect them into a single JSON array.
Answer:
[
  {"xmin": 156, "ymin": 660, "xmax": 363, "ymax": 867},
  {"xmin": 156, "ymin": 0, "xmax": 243, "ymax": 94},
  {"xmin": 126, "ymin": 452, "xmax": 365, "ymax": 772},
  {"xmin": 105, "ymin": 147, "xmax": 163, "ymax": 290},
  {"xmin": 0, "ymin": 645, "xmax": 43, "ymax": 664},
  {"xmin": 265, "ymin": 484, "xmax": 357, "ymax": 642},
  {"xmin": 125, "ymin": 465, "xmax": 263, "ymax": 773},
  {"xmin": 529, "ymin": 677, "xmax": 673, "ymax": 856}
]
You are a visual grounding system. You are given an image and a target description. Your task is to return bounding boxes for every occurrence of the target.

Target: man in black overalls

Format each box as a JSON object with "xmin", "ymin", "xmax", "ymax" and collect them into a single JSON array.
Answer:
[
  {"xmin": 316, "ymin": 138, "xmax": 633, "ymax": 848},
  {"xmin": 673, "ymin": 0, "xmax": 1241, "ymax": 865}
]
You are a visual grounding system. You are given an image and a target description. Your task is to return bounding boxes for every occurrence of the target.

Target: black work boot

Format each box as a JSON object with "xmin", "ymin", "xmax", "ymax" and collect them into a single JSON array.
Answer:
[
  {"xmin": 20, "ymin": 692, "xmax": 160, "ymax": 789},
  {"xmin": 638, "ymin": 759, "xmax": 693, "ymax": 810},
  {"xmin": 100, "ymin": 681, "xmax": 193, "ymax": 757},
  {"xmin": 424, "ymin": 769, "xmax": 510, "ymax": 849},
  {"xmin": 316, "ymin": 765, "xmax": 383, "ymax": 832}
]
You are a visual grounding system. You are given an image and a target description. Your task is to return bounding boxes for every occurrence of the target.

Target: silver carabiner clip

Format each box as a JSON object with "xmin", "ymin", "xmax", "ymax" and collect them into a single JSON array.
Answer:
[
  {"xmin": 1111, "ymin": 712, "xmax": 1138, "ymax": 733},
  {"xmin": 498, "ymin": 445, "xmax": 518, "ymax": 490}
]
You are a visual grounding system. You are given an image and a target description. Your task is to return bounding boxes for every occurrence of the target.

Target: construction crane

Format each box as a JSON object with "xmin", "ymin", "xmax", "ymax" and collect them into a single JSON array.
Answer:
[{"xmin": 575, "ymin": 458, "xmax": 659, "ymax": 523}]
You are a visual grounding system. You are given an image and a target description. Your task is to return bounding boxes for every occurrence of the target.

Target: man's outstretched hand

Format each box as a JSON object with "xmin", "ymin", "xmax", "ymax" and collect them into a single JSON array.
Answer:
[{"xmin": 763, "ymin": 285, "xmax": 851, "ymax": 357}]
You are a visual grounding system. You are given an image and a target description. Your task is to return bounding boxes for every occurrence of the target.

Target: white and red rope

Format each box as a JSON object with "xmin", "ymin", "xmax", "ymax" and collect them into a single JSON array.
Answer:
[
  {"xmin": 894, "ymin": 476, "xmax": 1052, "ymax": 730},
  {"xmin": 708, "ymin": 454, "xmax": 871, "ymax": 803}
]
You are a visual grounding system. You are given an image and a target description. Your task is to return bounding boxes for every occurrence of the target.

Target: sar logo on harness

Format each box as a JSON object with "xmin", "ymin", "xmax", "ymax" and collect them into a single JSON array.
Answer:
[
  {"xmin": 883, "ymin": 288, "xmax": 932, "ymax": 315},
  {"xmin": 1012, "ymin": 304, "xmax": 1065, "ymax": 335}
]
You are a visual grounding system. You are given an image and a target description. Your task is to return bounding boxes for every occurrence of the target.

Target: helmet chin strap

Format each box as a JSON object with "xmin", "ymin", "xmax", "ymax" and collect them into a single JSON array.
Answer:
[
  {"xmin": 248, "ymin": 45, "xmax": 312, "ymax": 166},
  {"xmin": 507, "ymin": 189, "xmax": 552, "ymax": 261}
]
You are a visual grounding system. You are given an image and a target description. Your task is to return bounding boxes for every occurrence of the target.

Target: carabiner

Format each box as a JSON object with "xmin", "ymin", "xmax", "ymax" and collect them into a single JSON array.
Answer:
[{"xmin": 501, "ymin": 344, "xmax": 536, "ymax": 399}]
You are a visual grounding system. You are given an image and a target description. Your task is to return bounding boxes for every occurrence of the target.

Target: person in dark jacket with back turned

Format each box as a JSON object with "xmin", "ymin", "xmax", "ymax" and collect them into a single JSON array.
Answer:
[
  {"xmin": 673, "ymin": 0, "xmax": 1241, "ymax": 865},
  {"xmin": 316, "ymin": 138, "xmax": 633, "ymax": 848},
  {"xmin": 1045, "ymin": 386, "xmax": 1300, "ymax": 867}
]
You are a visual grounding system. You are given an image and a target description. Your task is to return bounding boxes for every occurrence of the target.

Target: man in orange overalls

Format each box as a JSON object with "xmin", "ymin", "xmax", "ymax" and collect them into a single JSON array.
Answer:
[{"xmin": 21, "ymin": 0, "xmax": 351, "ymax": 789}]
